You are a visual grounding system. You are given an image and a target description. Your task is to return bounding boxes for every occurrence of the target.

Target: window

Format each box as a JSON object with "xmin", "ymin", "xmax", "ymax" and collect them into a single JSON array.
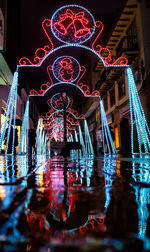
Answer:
[
  {"xmin": 118, "ymin": 79, "xmax": 126, "ymax": 99},
  {"xmin": 103, "ymin": 95, "xmax": 108, "ymax": 111},
  {"xmin": 132, "ymin": 58, "xmax": 140, "ymax": 84},
  {"xmin": 126, "ymin": 19, "xmax": 138, "ymax": 51},
  {"xmin": 110, "ymin": 86, "xmax": 115, "ymax": 107}
]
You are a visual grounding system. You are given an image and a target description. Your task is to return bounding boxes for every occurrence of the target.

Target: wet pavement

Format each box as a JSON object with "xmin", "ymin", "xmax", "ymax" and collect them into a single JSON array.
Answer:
[{"xmin": 0, "ymin": 154, "xmax": 150, "ymax": 252}]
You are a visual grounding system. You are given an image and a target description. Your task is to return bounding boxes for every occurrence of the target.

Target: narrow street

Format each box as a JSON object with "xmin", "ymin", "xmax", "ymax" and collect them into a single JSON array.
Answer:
[
  {"xmin": 0, "ymin": 154, "xmax": 150, "ymax": 252},
  {"xmin": 0, "ymin": 1, "xmax": 150, "ymax": 251}
]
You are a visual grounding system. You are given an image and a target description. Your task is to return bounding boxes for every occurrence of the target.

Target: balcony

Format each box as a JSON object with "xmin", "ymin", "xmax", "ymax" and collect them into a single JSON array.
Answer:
[{"xmin": 116, "ymin": 35, "xmax": 139, "ymax": 57}]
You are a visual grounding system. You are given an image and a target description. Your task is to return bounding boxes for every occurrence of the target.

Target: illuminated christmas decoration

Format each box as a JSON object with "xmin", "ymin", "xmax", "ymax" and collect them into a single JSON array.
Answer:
[
  {"xmin": 18, "ymin": 100, "xmax": 29, "ymax": 155},
  {"xmin": 44, "ymin": 118, "xmax": 79, "ymax": 129},
  {"xmin": 36, "ymin": 119, "xmax": 47, "ymax": 155},
  {"xmin": 92, "ymin": 21, "xmax": 128, "ymax": 65},
  {"xmin": 67, "ymin": 108, "xmax": 85, "ymax": 119},
  {"xmin": 100, "ymin": 100, "xmax": 117, "ymax": 155},
  {"xmin": 29, "ymin": 80, "xmax": 100, "ymax": 98},
  {"xmin": 78, "ymin": 125, "xmax": 86, "ymax": 155},
  {"xmin": 19, "ymin": 19, "xmax": 54, "ymax": 66},
  {"xmin": 127, "ymin": 67, "xmax": 150, "ymax": 155},
  {"xmin": 51, "ymin": 5, "xmax": 95, "ymax": 44},
  {"xmin": 2, "ymin": 4, "xmax": 149, "ymax": 156},
  {"xmin": 52, "ymin": 56, "xmax": 80, "ymax": 82},
  {"xmin": 50, "ymin": 93, "xmax": 70, "ymax": 111},
  {"xmin": 0, "ymin": 71, "xmax": 18, "ymax": 154},
  {"xmin": 6, "ymin": 79, "xmax": 18, "ymax": 155},
  {"xmin": 75, "ymin": 130, "xmax": 78, "ymax": 143},
  {"xmin": 84, "ymin": 119, "xmax": 94, "ymax": 155},
  {"xmin": 42, "ymin": 108, "xmax": 85, "ymax": 121},
  {"xmin": 19, "ymin": 3, "xmax": 128, "ymax": 68}
]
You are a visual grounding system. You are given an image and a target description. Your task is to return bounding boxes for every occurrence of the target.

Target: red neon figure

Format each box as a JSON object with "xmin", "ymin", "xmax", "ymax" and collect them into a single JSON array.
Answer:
[
  {"xmin": 54, "ymin": 9, "xmax": 90, "ymax": 38},
  {"xmin": 59, "ymin": 57, "xmax": 74, "ymax": 81}
]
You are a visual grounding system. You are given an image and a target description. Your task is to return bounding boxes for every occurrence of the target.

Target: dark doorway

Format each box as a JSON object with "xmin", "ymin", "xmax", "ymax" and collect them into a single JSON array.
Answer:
[{"xmin": 120, "ymin": 118, "xmax": 130, "ymax": 148}]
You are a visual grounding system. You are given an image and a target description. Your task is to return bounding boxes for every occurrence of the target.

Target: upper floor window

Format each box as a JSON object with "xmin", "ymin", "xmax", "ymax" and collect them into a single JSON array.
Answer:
[
  {"xmin": 118, "ymin": 79, "xmax": 126, "ymax": 99},
  {"xmin": 103, "ymin": 95, "xmax": 108, "ymax": 111},
  {"xmin": 126, "ymin": 19, "xmax": 138, "ymax": 50},
  {"xmin": 110, "ymin": 86, "xmax": 115, "ymax": 107},
  {"xmin": 132, "ymin": 57, "xmax": 140, "ymax": 84}
]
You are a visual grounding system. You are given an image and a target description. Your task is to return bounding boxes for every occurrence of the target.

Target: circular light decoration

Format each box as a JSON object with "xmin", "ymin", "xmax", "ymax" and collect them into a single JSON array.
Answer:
[
  {"xmin": 51, "ymin": 93, "xmax": 70, "ymax": 111},
  {"xmin": 51, "ymin": 5, "xmax": 95, "ymax": 44},
  {"xmin": 52, "ymin": 56, "xmax": 80, "ymax": 82}
]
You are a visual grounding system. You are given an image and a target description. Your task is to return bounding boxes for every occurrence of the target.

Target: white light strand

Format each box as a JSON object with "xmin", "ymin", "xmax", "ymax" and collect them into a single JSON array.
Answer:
[
  {"xmin": 0, "ymin": 71, "xmax": 18, "ymax": 154},
  {"xmin": 127, "ymin": 67, "xmax": 150, "ymax": 154},
  {"xmin": 100, "ymin": 100, "xmax": 117, "ymax": 155},
  {"xmin": 84, "ymin": 119, "xmax": 94, "ymax": 155},
  {"xmin": 78, "ymin": 125, "xmax": 86, "ymax": 155},
  {"xmin": 18, "ymin": 100, "xmax": 29, "ymax": 154},
  {"xmin": 12, "ymin": 82, "xmax": 18, "ymax": 154}
]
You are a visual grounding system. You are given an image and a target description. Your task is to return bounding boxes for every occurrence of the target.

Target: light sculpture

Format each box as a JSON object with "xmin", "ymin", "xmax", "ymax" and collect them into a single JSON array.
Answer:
[
  {"xmin": 0, "ymin": 71, "xmax": 18, "ymax": 154},
  {"xmin": 127, "ymin": 67, "xmax": 150, "ymax": 155},
  {"xmin": 74, "ymin": 129, "xmax": 78, "ymax": 142},
  {"xmin": 84, "ymin": 119, "xmax": 94, "ymax": 155},
  {"xmin": 50, "ymin": 93, "xmax": 70, "ymax": 111},
  {"xmin": 51, "ymin": 5, "xmax": 95, "ymax": 44},
  {"xmin": 18, "ymin": 100, "xmax": 29, "ymax": 155},
  {"xmin": 1, "ymin": 4, "xmax": 149, "ymax": 156},
  {"xmin": 78, "ymin": 125, "xmax": 86, "ymax": 155},
  {"xmin": 100, "ymin": 100, "xmax": 117, "ymax": 155},
  {"xmin": 52, "ymin": 56, "xmax": 80, "ymax": 82},
  {"xmin": 36, "ymin": 119, "xmax": 47, "ymax": 155}
]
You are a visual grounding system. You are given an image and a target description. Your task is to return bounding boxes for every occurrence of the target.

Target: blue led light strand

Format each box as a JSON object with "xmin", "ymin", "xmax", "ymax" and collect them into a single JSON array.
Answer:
[
  {"xmin": 18, "ymin": 100, "xmax": 29, "ymax": 154},
  {"xmin": 5, "ymin": 99, "xmax": 15, "ymax": 153},
  {"xmin": 75, "ymin": 130, "xmax": 78, "ymax": 142},
  {"xmin": 0, "ymin": 71, "xmax": 18, "ymax": 154},
  {"xmin": 84, "ymin": 119, "xmax": 94, "ymax": 155},
  {"xmin": 36, "ymin": 119, "xmax": 47, "ymax": 155},
  {"xmin": 100, "ymin": 100, "xmax": 117, "ymax": 155},
  {"xmin": 12, "ymin": 81, "xmax": 18, "ymax": 154},
  {"xmin": 127, "ymin": 67, "xmax": 150, "ymax": 154},
  {"xmin": 78, "ymin": 124, "xmax": 86, "ymax": 155},
  {"xmin": 5, "ymin": 81, "xmax": 18, "ymax": 154},
  {"xmin": 36, "ymin": 119, "xmax": 43, "ymax": 155}
]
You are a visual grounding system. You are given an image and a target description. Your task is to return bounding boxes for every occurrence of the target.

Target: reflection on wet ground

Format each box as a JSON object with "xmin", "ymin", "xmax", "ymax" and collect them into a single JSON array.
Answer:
[{"xmin": 0, "ymin": 154, "xmax": 150, "ymax": 251}]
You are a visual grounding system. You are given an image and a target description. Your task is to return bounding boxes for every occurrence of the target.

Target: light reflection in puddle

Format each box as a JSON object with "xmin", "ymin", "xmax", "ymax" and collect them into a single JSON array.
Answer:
[{"xmin": 0, "ymin": 155, "xmax": 150, "ymax": 251}]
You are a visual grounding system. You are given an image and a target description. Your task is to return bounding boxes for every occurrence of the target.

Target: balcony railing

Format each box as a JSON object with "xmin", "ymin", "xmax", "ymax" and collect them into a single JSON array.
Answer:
[{"xmin": 116, "ymin": 35, "xmax": 139, "ymax": 57}]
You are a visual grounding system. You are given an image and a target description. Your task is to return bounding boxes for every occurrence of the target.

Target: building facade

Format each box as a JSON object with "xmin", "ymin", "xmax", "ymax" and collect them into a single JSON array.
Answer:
[
  {"xmin": 85, "ymin": 0, "xmax": 150, "ymax": 153},
  {"xmin": 0, "ymin": 0, "xmax": 39, "ymax": 152}
]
